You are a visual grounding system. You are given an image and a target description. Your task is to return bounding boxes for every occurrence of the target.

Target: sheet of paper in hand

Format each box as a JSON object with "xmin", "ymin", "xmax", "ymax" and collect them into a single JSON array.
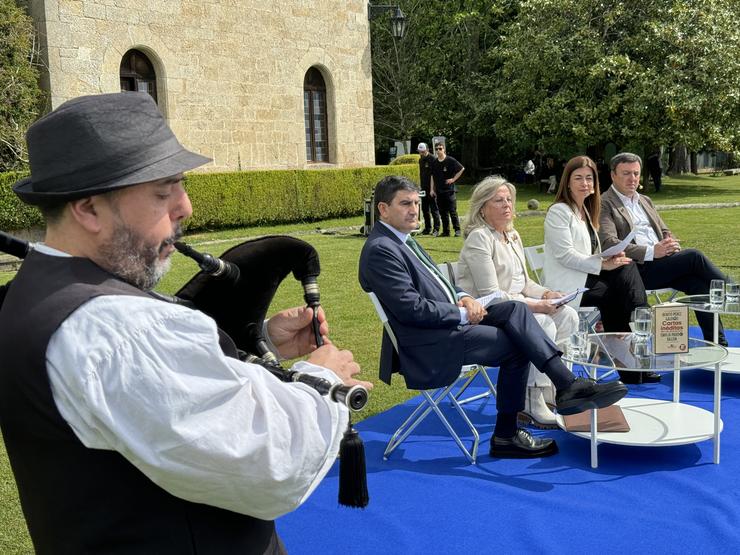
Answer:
[
  {"xmin": 548, "ymin": 287, "xmax": 589, "ymax": 307},
  {"xmin": 475, "ymin": 290, "xmax": 506, "ymax": 308}
]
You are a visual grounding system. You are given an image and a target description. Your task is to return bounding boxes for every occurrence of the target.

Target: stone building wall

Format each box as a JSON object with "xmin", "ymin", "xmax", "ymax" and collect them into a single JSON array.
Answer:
[{"xmin": 25, "ymin": 0, "xmax": 375, "ymax": 171}]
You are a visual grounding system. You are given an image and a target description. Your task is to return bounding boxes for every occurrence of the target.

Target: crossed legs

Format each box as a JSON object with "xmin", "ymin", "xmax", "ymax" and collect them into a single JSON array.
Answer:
[{"xmin": 638, "ymin": 249, "xmax": 727, "ymax": 344}]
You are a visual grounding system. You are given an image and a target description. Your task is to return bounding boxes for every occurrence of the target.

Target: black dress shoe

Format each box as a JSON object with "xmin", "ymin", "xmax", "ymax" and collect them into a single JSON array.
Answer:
[
  {"xmin": 618, "ymin": 371, "xmax": 642, "ymax": 384},
  {"xmin": 642, "ymin": 372, "xmax": 661, "ymax": 383},
  {"xmin": 421, "ymin": 228, "xmax": 431, "ymax": 235},
  {"xmin": 619, "ymin": 371, "xmax": 661, "ymax": 384},
  {"xmin": 439, "ymin": 230, "xmax": 450, "ymax": 237},
  {"xmin": 556, "ymin": 377, "xmax": 628, "ymax": 416},
  {"xmin": 490, "ymin": 428, "xmax": 559, "ymax": 459}
]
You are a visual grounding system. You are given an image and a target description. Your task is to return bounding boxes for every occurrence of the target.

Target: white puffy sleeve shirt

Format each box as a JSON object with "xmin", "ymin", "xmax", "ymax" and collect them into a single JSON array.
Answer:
[{"xmin": 46, "ymin": 294, "xmax": 349, "ymax": 521}]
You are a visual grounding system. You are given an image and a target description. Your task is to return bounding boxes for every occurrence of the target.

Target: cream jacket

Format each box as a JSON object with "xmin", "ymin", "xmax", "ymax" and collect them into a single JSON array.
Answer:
[
  {"xmin": 543, "ymin": 202, "xmax": 602, "ymax": 307},
  {"xmin": 457, "ymin": 226, "xmax": 548, "ymax": 300}
]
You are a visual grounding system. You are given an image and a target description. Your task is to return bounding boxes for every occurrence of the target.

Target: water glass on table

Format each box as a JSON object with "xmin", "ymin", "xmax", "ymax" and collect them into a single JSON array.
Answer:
[
  {"xmin": 632, "ymin": 306, "xmax": 652, "ymax": 341},
  {"xmin": 710, "ymin": 279, "xmax": 725, "ymax": 306},
  {"xmin": 569, "ymin": 316, "xmax": 590, "ymax": 359},
  {"xmin": 726, "ymin": 282, "xmax": 740, "ymax": 303}
]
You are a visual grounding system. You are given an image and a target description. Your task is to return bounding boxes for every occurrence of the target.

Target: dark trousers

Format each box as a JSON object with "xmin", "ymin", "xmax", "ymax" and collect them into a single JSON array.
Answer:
[
  {"xmin": 582, "ymin": 263, "xmax": 647, "ymax": 332},
  {"xmin": 648, "ymin": 165, "xmax": 662, "ymax": 192},
  {"xmin": 461, "ymin": 302, "xmax": 573, "ymax": 420},
  {"xmin": 638, "ymin": 249, "xmax": 726, "ymax": 342},
  {"xmin": 421, "ymin": 189, "xmax": 440, "ymax": 232},
  {"xmin": 436, "ymin": 191, "xmax": 460, "ymax": 233}
]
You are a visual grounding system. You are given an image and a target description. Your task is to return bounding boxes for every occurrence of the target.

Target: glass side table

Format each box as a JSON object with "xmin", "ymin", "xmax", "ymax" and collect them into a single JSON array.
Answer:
[
  {"xmin": 674, "ymin": 294, "xmax": 740, "ymax": 374},
  {"xmin": 560, "ymin": 333, "xmax": 727, "ymax": 468}
]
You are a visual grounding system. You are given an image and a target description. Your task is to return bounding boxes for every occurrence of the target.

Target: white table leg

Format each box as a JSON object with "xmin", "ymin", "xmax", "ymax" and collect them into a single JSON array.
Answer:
[
  {"xmin": 714, "ymin": 313, "xmax": 721, "ymax": 464},
  {"xmin": 673, "ymin": 354, "xmax": 680, "ymax": 403},
  {"xmin": 590, "ymin": 408, "xmax": 598, "ymax": 468}
]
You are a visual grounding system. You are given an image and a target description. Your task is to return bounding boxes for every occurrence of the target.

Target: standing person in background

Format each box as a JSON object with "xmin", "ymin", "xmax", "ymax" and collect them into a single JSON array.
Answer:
[
  {"xmin": 646, "ymin": 149, "xmax": 663, "ymax": 193},
  {"xmin": 524, "ymin": 158, "xmax": 536, "ymax": 185},
  {"xmin": 431, "ymin": 142, "xmax": 464, "ymax": 237},
  {"xmin": 417, "ymin": 143, "xmax": 440, "ymax": 236}
]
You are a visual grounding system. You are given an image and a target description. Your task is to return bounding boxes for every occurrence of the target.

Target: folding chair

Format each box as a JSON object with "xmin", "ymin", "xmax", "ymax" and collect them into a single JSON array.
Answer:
[{"xmin": 367, "ymin": 292, "xmax": 496, "ymax": 464}]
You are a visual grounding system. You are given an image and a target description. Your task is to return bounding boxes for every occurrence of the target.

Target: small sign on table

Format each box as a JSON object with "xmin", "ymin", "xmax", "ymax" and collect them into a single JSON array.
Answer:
[{"xmin": 652, "ymin": 303, "xmax": 689, "ymax": 354}]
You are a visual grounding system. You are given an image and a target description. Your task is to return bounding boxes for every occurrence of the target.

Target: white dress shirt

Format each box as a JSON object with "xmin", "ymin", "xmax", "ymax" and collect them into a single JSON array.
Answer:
[
  {"xmin": 612, "ymin": 188, "xmax": 660, "ymax": 261},
  {"xmin": 40, "ymin": 244, "xmax": 348, "ymax": 521}
]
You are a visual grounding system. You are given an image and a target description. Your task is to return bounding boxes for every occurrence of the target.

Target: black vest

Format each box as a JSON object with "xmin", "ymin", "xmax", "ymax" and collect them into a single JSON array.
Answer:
[{"xmin": 0, "ymin": 251, "xmax": 278, "ymax": 554}]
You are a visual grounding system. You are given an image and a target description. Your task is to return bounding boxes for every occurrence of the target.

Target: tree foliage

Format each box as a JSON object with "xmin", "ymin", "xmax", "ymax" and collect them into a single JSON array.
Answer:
[
  {"xmin": 370, "ymin": 0, "xmax": 740, "ymax": 166},
  {"xmin": 0, "ymin": 0, "xmax": 44, "ymax": 171}
]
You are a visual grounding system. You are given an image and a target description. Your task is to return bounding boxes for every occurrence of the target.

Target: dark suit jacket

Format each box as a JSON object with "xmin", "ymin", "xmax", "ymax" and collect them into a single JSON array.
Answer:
[
  {"xmin": 599, "ymin": 186, "xmax": 670, "ymax": 263},
  {"xmin": 358, "ymin": 222, "xmax": 467, "ymax": 390}
]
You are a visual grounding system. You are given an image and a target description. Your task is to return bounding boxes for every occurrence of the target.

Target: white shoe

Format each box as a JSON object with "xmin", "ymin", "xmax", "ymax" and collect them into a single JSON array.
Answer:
[
  {"xmin": 518, "ymin": 386, "xmax": 559, "ymax": 429},
  {"xmin": 541, "ymin": 383, "xmax": 557, "ymax": 408}
]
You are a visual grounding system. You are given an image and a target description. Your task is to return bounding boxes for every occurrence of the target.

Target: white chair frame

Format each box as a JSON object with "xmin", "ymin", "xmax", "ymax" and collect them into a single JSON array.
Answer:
[{"xmin": 367, "ymin": 292, "xmax": 496, "ymax": 464}]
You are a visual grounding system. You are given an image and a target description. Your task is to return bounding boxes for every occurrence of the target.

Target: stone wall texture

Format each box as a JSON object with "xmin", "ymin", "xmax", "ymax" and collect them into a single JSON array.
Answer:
[{"xmin": 26, "ymin": 0, "xmax": 375, "ymax": 171}]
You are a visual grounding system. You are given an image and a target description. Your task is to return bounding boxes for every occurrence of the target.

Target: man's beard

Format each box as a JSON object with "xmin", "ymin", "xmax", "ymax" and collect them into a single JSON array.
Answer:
[{"xmin": 98, "ymin": 222, "xmax": 182, "ymax": 291}]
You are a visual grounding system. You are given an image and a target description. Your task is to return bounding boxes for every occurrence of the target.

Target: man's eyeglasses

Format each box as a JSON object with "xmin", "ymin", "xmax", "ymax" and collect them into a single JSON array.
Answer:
[{"xmin": 435, "ymin": 147, "xmax": 444, "ymax": 150}]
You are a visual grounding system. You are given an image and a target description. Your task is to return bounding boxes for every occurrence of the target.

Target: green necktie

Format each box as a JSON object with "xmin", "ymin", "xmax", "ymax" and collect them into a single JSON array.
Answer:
[{"xmin": 405, "ymin": 236, "xmax": 458, "ymax": 303}]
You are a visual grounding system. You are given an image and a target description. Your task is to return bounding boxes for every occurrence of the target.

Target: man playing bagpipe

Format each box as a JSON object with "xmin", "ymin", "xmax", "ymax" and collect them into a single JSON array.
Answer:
[{"xmin": 0, "ymin": 92, "xmax": 371, "ymax": 554}]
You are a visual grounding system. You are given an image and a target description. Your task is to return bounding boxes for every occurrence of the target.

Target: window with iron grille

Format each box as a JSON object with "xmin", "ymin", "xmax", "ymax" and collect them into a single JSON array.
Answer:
[
  {"xmin": 303, "ymin": 68, "xmax": 329, "ymax": 163},
  {"xmin": 120, "ymin": 49, "xmax": 157, "ymax": 103}
]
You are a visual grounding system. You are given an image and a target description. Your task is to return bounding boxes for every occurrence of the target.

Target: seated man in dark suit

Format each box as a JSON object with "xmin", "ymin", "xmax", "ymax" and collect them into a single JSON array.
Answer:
[
  {"xmin": 599, "ymin": 152, "xmax": 729, "ymax": 348},
  {"xmin": 359, "ymin": 175, "xmax": 627, "ymax": 459}
]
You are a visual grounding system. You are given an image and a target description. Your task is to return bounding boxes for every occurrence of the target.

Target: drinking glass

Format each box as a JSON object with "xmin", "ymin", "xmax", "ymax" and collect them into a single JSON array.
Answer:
[
  {"xmin": 710, "ymin": 279, "xmax": 725, "ymax": 305},
  {"xmin": 726, "ymin": 282, "xmax": 740, "ymax": 303},
  {"xmin": 632, "ymin": 306, "xmax": 652, "ymax": 340},
  {"xmin": 569, "ymin": 316, "xmax": 590, "ymax": 359}
]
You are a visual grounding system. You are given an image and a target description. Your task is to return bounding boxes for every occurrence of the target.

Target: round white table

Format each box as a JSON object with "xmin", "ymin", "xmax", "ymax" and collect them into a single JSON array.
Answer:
[{"xmin": 560, "ymin": 333, "xmax": 727, "ymax": 468}]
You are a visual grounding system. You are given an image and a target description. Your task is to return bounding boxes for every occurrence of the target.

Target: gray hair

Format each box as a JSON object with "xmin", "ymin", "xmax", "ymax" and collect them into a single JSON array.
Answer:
[
  {"xmin": 464, "ymin": 176, "xmax": 516, "ymax": 237},
  {"xmin": 610, "ymin": 152, "xmax": 643, "ymax": 172}
]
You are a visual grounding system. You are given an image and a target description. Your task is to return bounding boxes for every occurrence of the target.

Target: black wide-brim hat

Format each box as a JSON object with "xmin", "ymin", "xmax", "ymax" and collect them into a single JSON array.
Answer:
[{"xmin": 14, "ymin": 92, "xmax": 211, "ymax": 205}]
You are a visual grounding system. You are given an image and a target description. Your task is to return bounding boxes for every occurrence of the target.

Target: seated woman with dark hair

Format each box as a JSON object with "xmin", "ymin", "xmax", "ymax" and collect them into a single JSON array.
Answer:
[
  {"xmin": 543, "ymin": 155, "xmax": 652, "ymax": 384},
  {"xmin": 456, "ymin": 177, "xmax": 579, "ymax": 428}
]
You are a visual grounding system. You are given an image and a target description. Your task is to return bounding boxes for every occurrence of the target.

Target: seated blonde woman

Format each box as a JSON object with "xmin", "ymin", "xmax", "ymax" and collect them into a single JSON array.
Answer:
[{"xmin": 456, "ymin": 176, "xmax": 578, "ymax": 429}]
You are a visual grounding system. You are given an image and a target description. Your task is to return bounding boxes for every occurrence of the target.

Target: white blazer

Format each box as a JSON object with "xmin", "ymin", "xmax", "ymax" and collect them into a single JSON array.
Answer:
[{"xmin": 543, "ymin": 202, "xmax": 602, "ymax": 307}]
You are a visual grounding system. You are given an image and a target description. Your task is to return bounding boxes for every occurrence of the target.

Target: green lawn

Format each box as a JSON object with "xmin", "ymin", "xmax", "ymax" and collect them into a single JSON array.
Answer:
[{"xmin": 1, "ymin": 174, "xmax": 739, "ymax": 552}]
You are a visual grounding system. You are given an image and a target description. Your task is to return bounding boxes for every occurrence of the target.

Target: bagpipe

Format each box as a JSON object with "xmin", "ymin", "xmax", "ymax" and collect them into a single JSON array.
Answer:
[{"xmin": 0, "ymin": 231, "xmax": 369, "ymax": 508}]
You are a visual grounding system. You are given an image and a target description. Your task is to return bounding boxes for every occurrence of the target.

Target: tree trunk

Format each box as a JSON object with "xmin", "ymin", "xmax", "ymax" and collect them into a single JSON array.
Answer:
[
  {"xmin": 690, "ymin": 152, "xmax": 698, "ymax": 174},
  {"xmin": 668, "ymin": 145, "xmax": 691, "ymax": 175},
  {"xmin": 462, "ymin": 135, "xmax": 479, "ymax": 179}
]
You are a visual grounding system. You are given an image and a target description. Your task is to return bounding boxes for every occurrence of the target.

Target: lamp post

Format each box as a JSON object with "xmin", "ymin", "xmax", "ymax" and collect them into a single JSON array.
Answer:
[{"xmin": 368, "ymin": 3, "xmax": 407, "ymax": 39}]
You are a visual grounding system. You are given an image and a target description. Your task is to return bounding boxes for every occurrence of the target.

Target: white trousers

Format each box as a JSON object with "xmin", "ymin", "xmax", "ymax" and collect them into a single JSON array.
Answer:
[{"xmin": 528, "ymin": 305, "xmax": 579, "ymax": 387}]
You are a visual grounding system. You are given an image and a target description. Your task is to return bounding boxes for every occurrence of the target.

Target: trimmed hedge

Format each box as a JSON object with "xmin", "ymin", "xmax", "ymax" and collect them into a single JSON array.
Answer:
[
  {"xmin": 389, "ymin": 154, "xmax": 419, "ymax": 165},
  {"xmin": 0, "ymin": 165, "xmax": 419, "ymax": 231},
  {"xmin": 0, "ymin": 171, "xmax": 42, "ymax": 230}
]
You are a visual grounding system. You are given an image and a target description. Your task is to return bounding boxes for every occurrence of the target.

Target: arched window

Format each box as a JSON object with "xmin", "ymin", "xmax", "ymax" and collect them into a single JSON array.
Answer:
[
  {"xmin": 303, "ymin": 68, "xmax": 329, "ymax": 162},
  {"xmin": 120, "ymin": 49, "xmax": 157, "ymax": 102}
]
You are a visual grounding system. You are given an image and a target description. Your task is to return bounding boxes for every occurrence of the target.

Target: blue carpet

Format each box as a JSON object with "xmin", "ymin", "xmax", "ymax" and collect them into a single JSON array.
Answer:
[{"xmin": 277, "ymin": 328, "xmax": 740, "ymax": 554}]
